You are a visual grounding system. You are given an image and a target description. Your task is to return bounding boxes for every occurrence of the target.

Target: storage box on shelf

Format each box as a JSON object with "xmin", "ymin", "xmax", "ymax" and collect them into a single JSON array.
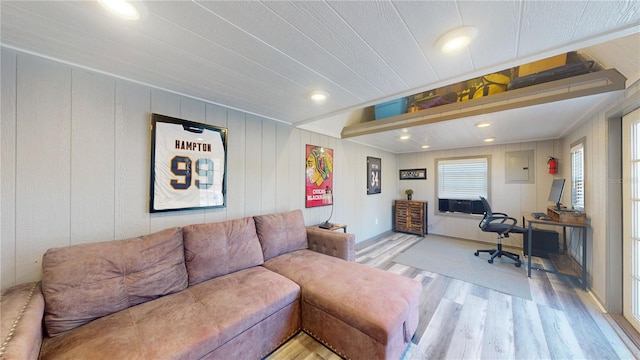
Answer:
[
  {"xmin": 517, "ymin": 53, "xmax": 567, "ymax": 77},
  {"xmin": 374, "ymin": 97, "xmax": 408, "ymax": 119}
]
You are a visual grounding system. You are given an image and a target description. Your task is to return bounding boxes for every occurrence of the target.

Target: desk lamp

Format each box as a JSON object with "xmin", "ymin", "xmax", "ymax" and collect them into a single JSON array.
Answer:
[{"xmin": 319, "ymin": 186, "xmax": 334, "ymax": 229}]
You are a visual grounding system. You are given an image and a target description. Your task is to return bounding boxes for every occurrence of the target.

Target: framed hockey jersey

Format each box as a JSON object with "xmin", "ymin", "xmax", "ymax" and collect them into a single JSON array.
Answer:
[{"xmin": 150, "ymin": 114, "xmax": 227, "ymax": 212}]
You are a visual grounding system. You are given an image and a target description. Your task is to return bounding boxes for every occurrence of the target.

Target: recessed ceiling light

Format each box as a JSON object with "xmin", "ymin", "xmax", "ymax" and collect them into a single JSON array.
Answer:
[
  {"xmin": 399, "ymin": 134, "xmax": 411, "ymax": 140},
  {"xmin": 98, "ymin": 0, "xmax": 141, "ymax": 20},
  {"xmin": 309, "ymin": 90, "xmax": 329, "ymax": 104},
  {"xmin": 435, "ymin": 26, "xmax": 478, "ymax": 53},
  {"xmin": 475, "ymin": 122, "xmax": 491, "ymax": 128},
  {"xmin": 483, "ymin": 137, "xmax": 495, "ymax": 143},
  {"xmin": 421, "ymin": 145, "xmax": 430, "ymax": 149}
]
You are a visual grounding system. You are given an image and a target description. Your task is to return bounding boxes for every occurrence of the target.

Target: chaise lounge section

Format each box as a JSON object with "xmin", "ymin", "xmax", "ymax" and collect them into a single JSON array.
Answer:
[{"xmin": 1, "ymin": 210, "xmax": 422, "ymax": 360}]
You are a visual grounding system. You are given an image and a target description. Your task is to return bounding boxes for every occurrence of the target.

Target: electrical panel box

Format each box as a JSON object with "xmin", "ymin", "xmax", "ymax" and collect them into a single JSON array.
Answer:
[{"xmin": 506, "ymin": 150, "xmax": 534, "ymax": 184}]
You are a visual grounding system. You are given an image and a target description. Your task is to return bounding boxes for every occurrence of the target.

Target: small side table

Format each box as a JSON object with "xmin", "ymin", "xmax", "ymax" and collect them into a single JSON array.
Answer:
[{"xmin": 313, "ymin": 223, "xmax": 347, "ymax": 233}]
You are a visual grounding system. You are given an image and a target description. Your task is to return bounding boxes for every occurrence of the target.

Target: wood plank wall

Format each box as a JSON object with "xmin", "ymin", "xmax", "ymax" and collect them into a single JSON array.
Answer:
[{"xmin": 0, "ymin": 49, "xmax": 398, "ymax": 288}]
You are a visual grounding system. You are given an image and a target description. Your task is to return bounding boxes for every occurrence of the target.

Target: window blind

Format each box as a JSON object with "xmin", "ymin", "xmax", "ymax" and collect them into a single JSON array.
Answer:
[
  {"xmin": 437, "ymin": 157, "xmax": 488, "ymax": 200},
  {"xmin": 571, "ymin": 143, "xmax": 584, "ymax": 211}
]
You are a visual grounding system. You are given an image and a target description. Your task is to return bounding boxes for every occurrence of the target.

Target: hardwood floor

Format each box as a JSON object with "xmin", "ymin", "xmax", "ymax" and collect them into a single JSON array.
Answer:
[{"xmin": 266, "ymin": 232, "xmax": 640, "ymax": 359}]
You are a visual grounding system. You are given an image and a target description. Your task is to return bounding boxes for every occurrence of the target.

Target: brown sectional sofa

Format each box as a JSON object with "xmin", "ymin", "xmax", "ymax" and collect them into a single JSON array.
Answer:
[{"xmin": 1, "ymin": 210, "xmax": 422, "ymax": 360}]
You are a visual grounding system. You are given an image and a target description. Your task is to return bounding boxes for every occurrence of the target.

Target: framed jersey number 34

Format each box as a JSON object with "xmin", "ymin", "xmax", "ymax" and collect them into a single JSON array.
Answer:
[
  {"xmin": 150, "ymin": 114, "xmax": 228, "ymax": 212},
  {"xmin": 367, "ymin": 156, "xmax": 381, "ymax": 195}
]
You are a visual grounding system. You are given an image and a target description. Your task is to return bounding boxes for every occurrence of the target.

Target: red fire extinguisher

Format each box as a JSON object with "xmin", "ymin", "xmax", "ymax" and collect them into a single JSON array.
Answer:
[{"xmin": 548, "ymin": 157, "xmax": 558, "ymax": 174}]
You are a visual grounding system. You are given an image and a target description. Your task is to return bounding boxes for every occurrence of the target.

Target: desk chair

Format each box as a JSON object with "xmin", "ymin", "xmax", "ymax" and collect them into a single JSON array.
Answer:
[{"xmin": 474, "ymin": 196, "xmax": 525, "ymax": 267}]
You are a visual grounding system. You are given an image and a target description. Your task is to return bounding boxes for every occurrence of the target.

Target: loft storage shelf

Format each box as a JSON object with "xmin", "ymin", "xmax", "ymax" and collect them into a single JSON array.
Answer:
[{"xmin": 341, "ymin": 69, "xmax": 626, "ymax": 139}]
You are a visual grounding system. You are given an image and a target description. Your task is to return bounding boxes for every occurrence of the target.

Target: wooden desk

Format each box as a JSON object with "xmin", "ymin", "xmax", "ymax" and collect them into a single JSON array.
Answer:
[
  {"xmin": 313, "ymin": 223, "xmax": 347, "ymax": 233},
  {"xmin": 523, "ymin": 213, "xmax": 589, "ymax": 290}
]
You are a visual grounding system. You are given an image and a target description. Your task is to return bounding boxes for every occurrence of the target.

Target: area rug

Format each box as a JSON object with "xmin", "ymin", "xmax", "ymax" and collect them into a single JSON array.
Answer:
[{"xmin": 393, "ymin": 235, "xmax": 532, "ymax": 300}]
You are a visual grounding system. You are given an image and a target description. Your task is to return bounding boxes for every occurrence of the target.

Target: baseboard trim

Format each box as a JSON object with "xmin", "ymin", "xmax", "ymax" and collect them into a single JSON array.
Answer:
[{"xmin": 606, "ymin": 313, "xmax": 640, "ymax": 358}]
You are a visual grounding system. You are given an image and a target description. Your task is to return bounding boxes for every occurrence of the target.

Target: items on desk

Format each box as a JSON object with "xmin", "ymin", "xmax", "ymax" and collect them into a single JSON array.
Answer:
[
  {"xmin": 546, "ymin": 207, "xmax": 587, "ymax": 224},
  {"xmin": 531, "ymin": 212, "xmax": 552, "ymax": 221}
]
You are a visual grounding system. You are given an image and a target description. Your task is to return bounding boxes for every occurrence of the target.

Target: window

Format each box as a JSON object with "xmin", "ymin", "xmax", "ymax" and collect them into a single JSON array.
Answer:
[
  {"xmin": 570, "ymin": 139, "xmax": 585, "ymax": 211},
  {"xmin": 437, "ymin": 156, "xmax": 489, "ymax": 202},
  {"xmin": 623, "ymin": 109, "xmax": 640, "ymax": 332}
]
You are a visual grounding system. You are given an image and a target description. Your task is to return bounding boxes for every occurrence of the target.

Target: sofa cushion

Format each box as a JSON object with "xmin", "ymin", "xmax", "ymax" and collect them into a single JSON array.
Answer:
[
  {"xmin": 254, "ymin": 209, "xmax": 308, "ymax": 260},
  {"xmin": 262, "ymin": 249, "xmax": 346, "ymax": 285},
  {"xmin": 183, "ymin": 216, "xmax": 264, "ymax": 286},
  {"xmin": 41, "ymin": 227, "xmax": 187, "ymax": 337},
  {"xmin": 39, "ymin": 267, "xmax": 301, "ymax": 359}
]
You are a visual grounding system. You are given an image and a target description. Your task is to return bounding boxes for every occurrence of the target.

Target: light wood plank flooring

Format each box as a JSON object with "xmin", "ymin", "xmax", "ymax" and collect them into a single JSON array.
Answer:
[{"xmin": 266, "ymin": 232, "xmax": 640, "ymax": 359}]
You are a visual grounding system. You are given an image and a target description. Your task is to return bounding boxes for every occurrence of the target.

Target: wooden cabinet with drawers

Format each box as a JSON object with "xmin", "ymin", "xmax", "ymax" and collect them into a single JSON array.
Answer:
[{"xmin": 394, "ymin": 200, "xmax": 428, "ymax": 236}]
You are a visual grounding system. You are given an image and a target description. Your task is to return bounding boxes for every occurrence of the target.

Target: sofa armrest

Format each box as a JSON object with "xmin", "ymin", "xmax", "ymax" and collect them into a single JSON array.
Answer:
[
  {"xmin": 1, "ymin": 282, "xmax": 44, "ymax": 360},
  {"xmin": 306, "ymin": 227, "xmax": 355, "ymax": 261}
]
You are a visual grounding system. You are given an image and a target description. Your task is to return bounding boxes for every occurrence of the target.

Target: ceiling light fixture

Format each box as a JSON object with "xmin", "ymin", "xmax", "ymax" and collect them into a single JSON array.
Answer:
[
  {"xmin": 421, "ymin": 145, "xmax": 430, "ymax": 149},
  {"xmin": 309, "ymin": 90, "xmax": 329, "ymax": 104},
  {"xmin": 98, "ymin": 0, "xmax": 141, "ymax": 20},
  {"xmin": 435, "ymin": 26, "xmax": 478, "ymax": 53},
  {"xmin": 475, "ymin": 122, "xmax": 491, "ymax": 128},
  {"xmin": 483, "ymin": 138, "xmax": 495, "ymax": 143},
  {"xmin": 399, "ymin": 134, "xmax": 411, "ymax": 140}
]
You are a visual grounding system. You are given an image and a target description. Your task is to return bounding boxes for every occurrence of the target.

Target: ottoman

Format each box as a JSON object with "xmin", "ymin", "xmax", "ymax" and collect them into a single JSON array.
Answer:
[{"xmin": 264, "ymin": 250, "xmax": 423, "ymax": 360}]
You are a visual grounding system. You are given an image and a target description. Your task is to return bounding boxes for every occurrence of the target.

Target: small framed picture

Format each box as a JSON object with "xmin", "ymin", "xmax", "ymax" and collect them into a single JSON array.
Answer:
[
  {"xmin": 399, "ymin": 168, "xmax": 427, "ymax": 180},
  {"xmin": 367, "ymin": 157, "xmax": 381, "ymax": 195}
]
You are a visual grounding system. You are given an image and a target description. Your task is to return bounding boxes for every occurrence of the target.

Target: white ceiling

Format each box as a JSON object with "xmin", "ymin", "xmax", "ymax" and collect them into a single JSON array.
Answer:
[{"xmin": 1, "ymin": 1, "xmax": 639, "ymax": 153}]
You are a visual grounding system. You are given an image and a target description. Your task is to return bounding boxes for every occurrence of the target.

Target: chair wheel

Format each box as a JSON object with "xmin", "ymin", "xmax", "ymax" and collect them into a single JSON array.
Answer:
[
  {"xmin": 474, "ymin": 251, "xmax": 479, "ymax": 256},
  {"xmin": 515, "ymin": 262, "xmax": 521, "ymax": 268},
  {"xmin": 488, "ymin": 259, "xmax": 493, "ymax": 264}
]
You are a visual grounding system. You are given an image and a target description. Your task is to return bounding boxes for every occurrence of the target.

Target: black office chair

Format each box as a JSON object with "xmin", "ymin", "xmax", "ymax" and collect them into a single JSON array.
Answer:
[{"xmin": 474, "ymin": 196, "xmax": 525, "ymax": 267}]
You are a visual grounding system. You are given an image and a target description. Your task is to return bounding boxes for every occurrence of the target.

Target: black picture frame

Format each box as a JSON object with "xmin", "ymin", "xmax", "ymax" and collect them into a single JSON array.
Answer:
[
  {"xmin": 367, "ymin": 157, "xmax": 381, "ymax": 195},
  {"xmin": 399, "ymin": 168, "xmax": 427, "ymax": 180},
  {"xmin": 149, "ymin": 114, "xmax": 228, "ymax": 213}
]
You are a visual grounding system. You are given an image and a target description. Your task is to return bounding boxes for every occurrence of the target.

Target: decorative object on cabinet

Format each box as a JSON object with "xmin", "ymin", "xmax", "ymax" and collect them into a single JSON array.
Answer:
[
  {"xmin": 405, "ymin": 189, "xmax": 414, "ymax": 200},
  {"xmin": 400, "ymin": 168, "xmax": 427, "ymax": 180},
  {"xmin": 149, "ymin": 114, "xmax": 227, "ymax": 213},
  {"xmin": 305, "ymin": 145, "xmax": 333, "ymax": 208},
  {"xmin": 367, "ymin": 157, "xmax": 381, "ymax": 194},
  {"xmin": 393, "ymin": 200, "xmax": 428, "ymax": 236}
]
